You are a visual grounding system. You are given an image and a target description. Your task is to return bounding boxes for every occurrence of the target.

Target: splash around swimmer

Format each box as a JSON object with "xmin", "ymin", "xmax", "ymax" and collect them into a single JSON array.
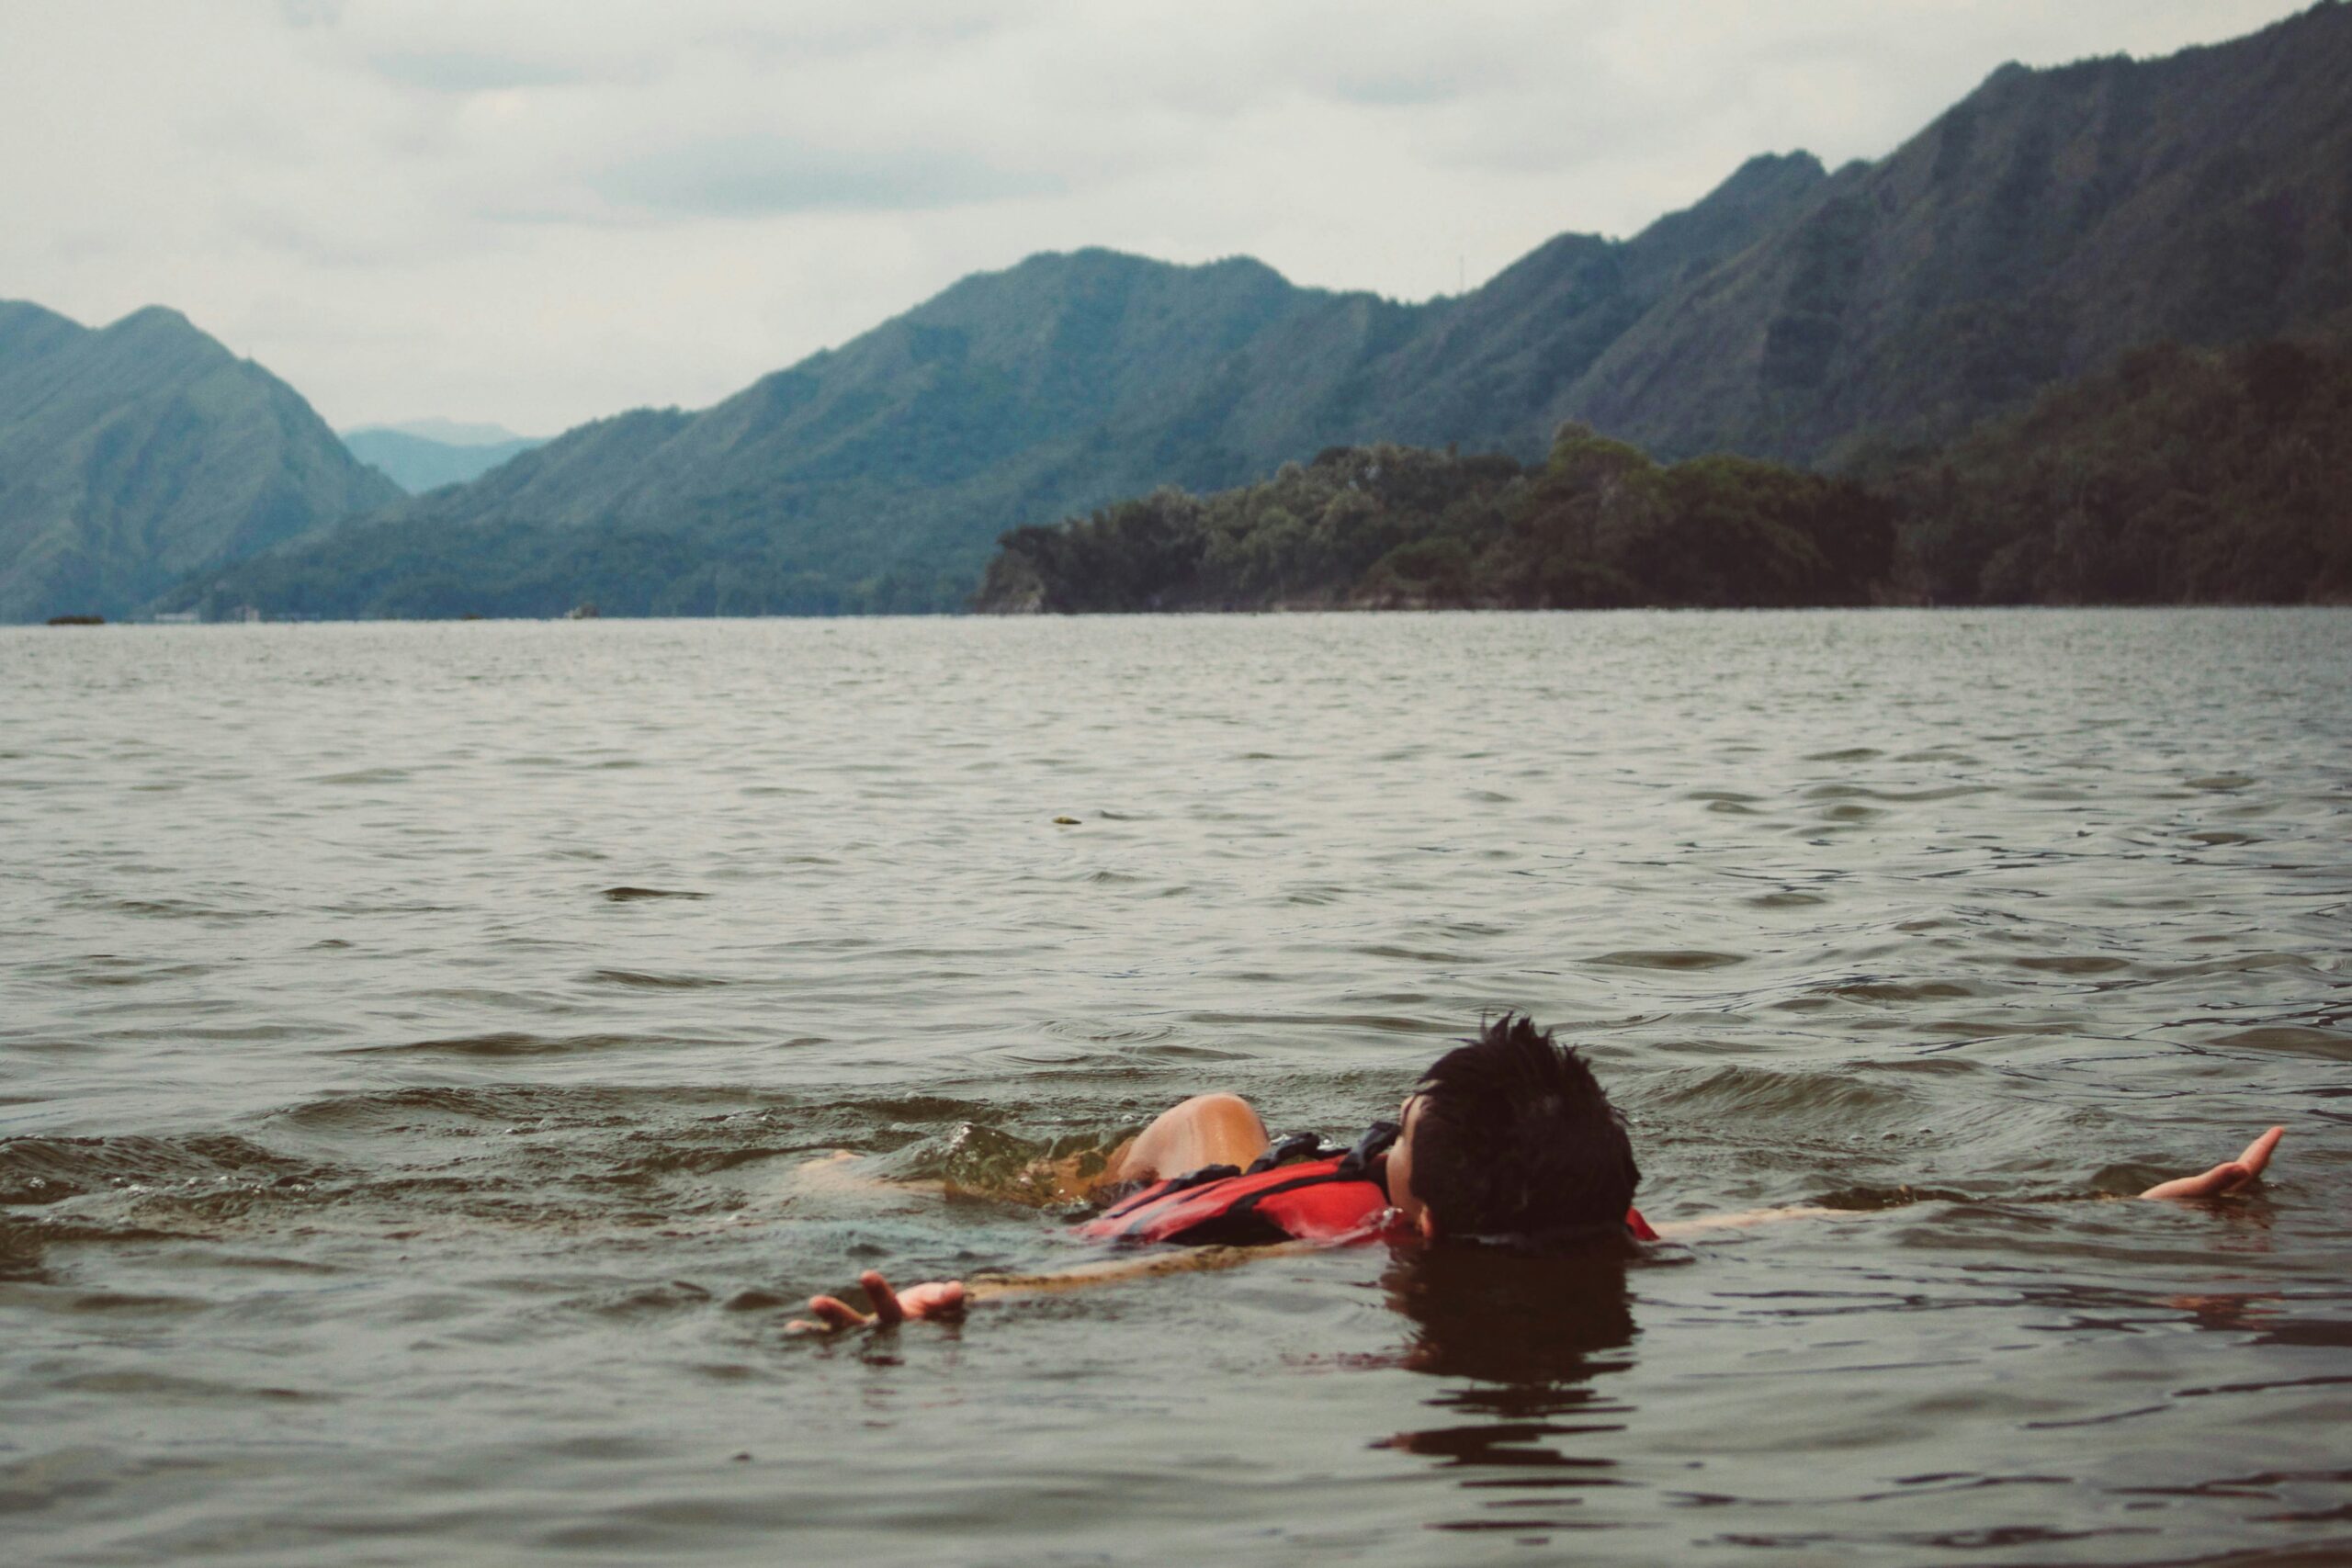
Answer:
[{"xmin": 796, "ymin": 1014, "xmax": 2287, "ymax": 1331}]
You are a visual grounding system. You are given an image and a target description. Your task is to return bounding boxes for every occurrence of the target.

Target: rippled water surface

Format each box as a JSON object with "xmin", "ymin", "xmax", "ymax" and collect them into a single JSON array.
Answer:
[{"xmin": 4, "ymin": 611, "xmax": 2348, "ymax": 1566}]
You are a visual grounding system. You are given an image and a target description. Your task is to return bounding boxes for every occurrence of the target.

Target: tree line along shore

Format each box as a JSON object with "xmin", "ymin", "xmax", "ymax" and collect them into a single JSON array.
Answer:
[{"xmin": 975, "ymin": 333, "xmax": 2352, "ymax": 614}]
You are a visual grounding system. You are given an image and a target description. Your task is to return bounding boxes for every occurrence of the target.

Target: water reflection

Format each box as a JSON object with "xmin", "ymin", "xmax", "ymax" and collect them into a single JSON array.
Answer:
[{"xmin": 1375, "ymin": 1242, "xmax": 1642, "ymax": 1534}]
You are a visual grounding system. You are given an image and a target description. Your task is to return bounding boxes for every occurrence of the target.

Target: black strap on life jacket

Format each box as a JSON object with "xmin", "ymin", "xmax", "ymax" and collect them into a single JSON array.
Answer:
[
  {"xmin": 1339, "ymin": 1119, "xmax": 1401, "ymax": 1175},
  {"xmin": 1243, "ymin": 1130, "xmax": 1332, "ymax": 1175}
]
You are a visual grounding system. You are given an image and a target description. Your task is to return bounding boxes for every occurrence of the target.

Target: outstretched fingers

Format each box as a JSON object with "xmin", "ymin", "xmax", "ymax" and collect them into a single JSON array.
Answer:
[
  {"xmin": 860, "ymin": 1270, "xmax": 906, "ymax": 1326},
  {"xmin": 2234, "ymin": 1126, "xmax": 2285, "ymax": 1182},
  {"xmin": 788, "ymin": 1271, "xmax": 967, "ymax": 1334}
]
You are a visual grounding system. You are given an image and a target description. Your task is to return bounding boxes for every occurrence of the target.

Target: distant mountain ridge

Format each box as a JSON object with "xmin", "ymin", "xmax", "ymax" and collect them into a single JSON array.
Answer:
[
  {"xmin": 0, "ymin": 301, "xmax": 399, "ymax": 621},
  {"xmin": 341, "ymin": 426, "xmax": 548, "ymax": 494},
  {"xmin": 167, "ymin": 154, "xmax": 1830, "ymax": 618},
  {"xmin": 169, "ymin": 1, "xmax": 2352, "ymax": 618},
  {"xmin": 363, "ymin": 418, "xmax": 531, "ymax": 446}
]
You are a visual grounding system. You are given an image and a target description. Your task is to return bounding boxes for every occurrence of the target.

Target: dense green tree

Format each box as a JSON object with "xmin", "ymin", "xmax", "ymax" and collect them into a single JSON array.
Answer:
[
  {"xmin": 1882, "ymin": 333, "xmax": 2352, "ymax": 604},
  {"xmin": 978, "ymin": 430, "xmax": 1899, "ymax": 613}
]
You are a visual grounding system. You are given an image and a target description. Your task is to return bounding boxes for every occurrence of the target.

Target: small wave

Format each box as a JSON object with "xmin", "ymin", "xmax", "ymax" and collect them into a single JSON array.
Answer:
[
  {"xmin": 600, "ymin": 886, "xmax": 709, "ymax": 901},
  {"xmin": 1804, "ymin": 784, "xmax": 1996, "ymax": 802},
  {"xmin": 62, "ymin": 959, "xmax": 211, "ymax": 988},
  {"xmin": 2211, "ymin": 1026, "xmax": 2352, "ymax": 1059},
  {"xmin": 2013, "ymin": 956, "xmax": 2133, "ymax": 976},
  {"xmin": 1358, "ymin": 943, "xmax": 1474, "ymax": 964},
  {"xmin": 1039, "ymin": 1019, "xmax": 1178, "ymax": 1046},
  {"xmin": 583, "ymin": 1281, "xmax": 717, "ymax": 1318},
  {"xmin": 1828, "ymin": 980, "xmax": 1979, "ymax": 1002},
  {"xmin": 270, "ymin": 1085, "xmax": 582, "ymax": 1132},
  {"xmin": 833, "ymin": 1093, "xmax": 996, "ymax": 1125},
  {"xmin": 1, "ymin": 1213, "xmax": 187, "ymax": 1280},
  {"xmin": 606, "ymin": 1145, "xmax": 799, "ymax": 1180},
  {"xmin": 94, "ymin": 897, "xmax": 275, "ymax": 922},
  {"xmin": 1636, "ymin": 1065, "xmax": 1916, "ymax": 1120},
  {"xmin": 0, "ymin": 1133, "xmax": 320, "ymax": 1207},
  {"xmin": 1589, "ymin": 950, "xmax": 1748, "ymax": 971},
  {"xmin": 345, "ymin": 1032, "xmax": 686, "ymax": 1058},
  {"xmin": 586, "ymin": 969, "xmax": 730, "ymax": 989}
]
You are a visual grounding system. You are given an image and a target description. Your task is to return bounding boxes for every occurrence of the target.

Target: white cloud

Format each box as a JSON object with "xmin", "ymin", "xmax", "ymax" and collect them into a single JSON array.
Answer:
[{"xmin": 0, "ymin": 0, "xmax": 2312, "ymax": 433}]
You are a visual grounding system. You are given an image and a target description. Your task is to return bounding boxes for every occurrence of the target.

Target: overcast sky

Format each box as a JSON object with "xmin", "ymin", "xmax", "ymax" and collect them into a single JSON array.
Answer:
[{"xmin": 0, "ymin": 0, "xmax": 2312, "ymax": 435}]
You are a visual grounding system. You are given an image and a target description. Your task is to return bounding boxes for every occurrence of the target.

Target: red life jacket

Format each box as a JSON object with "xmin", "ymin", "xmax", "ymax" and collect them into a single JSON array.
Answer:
[
  {"xmin": 1079, "ymin": 1127, "xmax": 1658, "ymax": 1247},
  {"xmin": 1079, "ymin": 1153, "xmax": 1396, "ymax": 1247}
]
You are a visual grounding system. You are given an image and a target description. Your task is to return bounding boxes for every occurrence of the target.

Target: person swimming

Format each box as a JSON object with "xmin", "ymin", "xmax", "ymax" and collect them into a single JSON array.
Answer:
[{"xmin": 795, "ymin": 1014, "xmax": 2287, "ymax": 1331}]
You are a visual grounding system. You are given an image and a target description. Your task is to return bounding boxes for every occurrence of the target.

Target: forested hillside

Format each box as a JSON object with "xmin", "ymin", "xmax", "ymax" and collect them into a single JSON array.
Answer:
[
  {"xmin": 1878, "ymin": 333, "xmax": 2352, "ymax": 604},
  {"xmin": 978, "ymin": 333, "xmax": 2352, "ymax": 613},
  {"xmin": 976, "ymin": 434, "xmax": 1893, "ymax": 614},
  {"xmin": 1574, "ymin": 2, "xmax": 2352, "ymax": 464},
  {"xmin": 0, "ymin": 302, "xmax": 400, "ymax": 622},
  {"xmin": 165, "ymin": 152, "xmax": 1814, "ymax": 621}
]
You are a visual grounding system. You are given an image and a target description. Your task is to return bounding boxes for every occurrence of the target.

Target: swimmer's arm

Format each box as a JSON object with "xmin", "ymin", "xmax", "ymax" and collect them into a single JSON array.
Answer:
[
  {"xmin": 1653, "ymin": 1126, "xmax": 2287, "ymax": 1236},
  {"xmin": 791, "ymin": 1245, "xmax": 1313, "ymax": 1333},
  {"xmin": 2136, "ymin": 1125, "xmax": 2282, "ymax": 1201}
]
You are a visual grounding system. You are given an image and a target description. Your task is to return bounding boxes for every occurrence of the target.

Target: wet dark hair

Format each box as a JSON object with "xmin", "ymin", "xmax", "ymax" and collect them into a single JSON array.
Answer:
[{"xmin": 1408, "ymin": 1014, "xmax": 1639, "ymax": 1241}]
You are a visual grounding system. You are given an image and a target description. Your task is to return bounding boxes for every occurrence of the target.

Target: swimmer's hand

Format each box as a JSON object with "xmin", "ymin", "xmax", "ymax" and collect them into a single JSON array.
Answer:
[
  {"xmin": 2140, "ymin": 1126, "xmax": 2284, "ymax": 1201},
  {"xmin": 789, "ymin": 1269, "xmax": 967, "ymax": 1333}
]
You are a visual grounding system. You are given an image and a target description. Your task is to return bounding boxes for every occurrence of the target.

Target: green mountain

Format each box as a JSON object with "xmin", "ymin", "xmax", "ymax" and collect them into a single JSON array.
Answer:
[
  {"xmin": 164, "ymin": 159, "xmax": 1825, "ymax": 620},
  {"xmin": 0, "ymin": 301, "xmax": 401, "ymax": 622},
  {"xmin": 1572, "ymin": 3, "xmax": 2352, "ymax": 464},
  {"xmin": 170, "ymin": 2, "xmax": 2352, "ymax": 618},
  {"xmin": 340, "ymin": 426, "xmax": 547, "ymax": 494}
]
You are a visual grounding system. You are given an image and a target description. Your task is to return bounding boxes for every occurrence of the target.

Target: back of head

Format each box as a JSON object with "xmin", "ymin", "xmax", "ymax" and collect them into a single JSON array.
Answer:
[{"xmin": 1409, "ymin": 1015, "xmax": 1639, "ymax": 1241}]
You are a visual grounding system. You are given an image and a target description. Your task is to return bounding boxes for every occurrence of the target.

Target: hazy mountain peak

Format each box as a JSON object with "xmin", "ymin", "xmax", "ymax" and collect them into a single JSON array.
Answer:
[
  {"xmin": 339, "ymin": 423, "xmax": 549, "ymax": 494},
  {"xmin": 0, "ymin": 299, "xmax": 84, "ymax": 333},
  {"xmin": 350, "ymin": 417, "xmax": 534, "ymax": 446},
  {"xmin": 1708, "ymin": 151, "xmax": 1829, "ymax": 203},
  {"xmin": 0, "ymin": 299, "xmax": 86, "ymax": 362},
  {"xmin": 104, "ymin": 304, "xmax": 200, "ymax": 336}
]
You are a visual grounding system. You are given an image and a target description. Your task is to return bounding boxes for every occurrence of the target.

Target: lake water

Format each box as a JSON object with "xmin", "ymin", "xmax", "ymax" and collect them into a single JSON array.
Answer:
[{"xmin": 3, "ymin": 610, "xmax": 2348, "ymax": 1567}]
